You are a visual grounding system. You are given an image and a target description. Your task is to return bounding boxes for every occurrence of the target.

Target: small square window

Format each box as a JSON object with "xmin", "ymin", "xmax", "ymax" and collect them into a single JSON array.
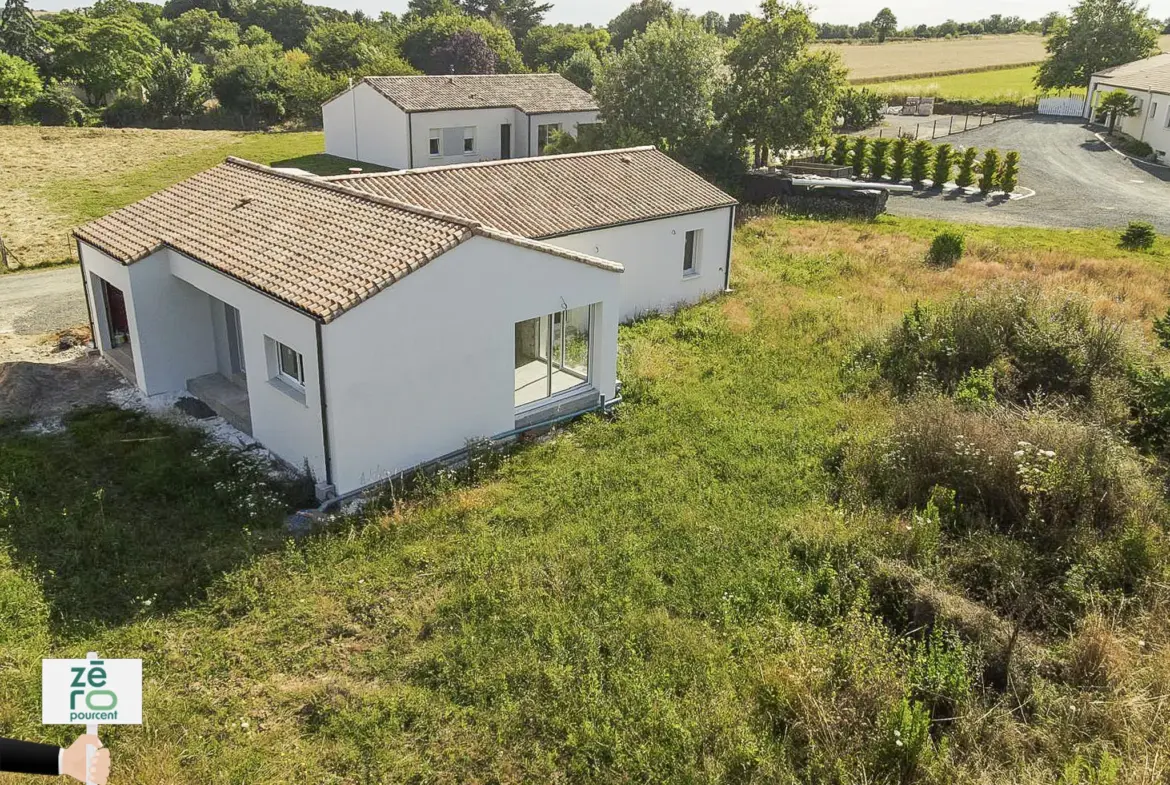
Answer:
[
  {"xmin": 428, "ymin": 132, "xmax": 440, "ymax": 157},
  {"xmin": 463, "ymin": 127, "xmax": 476, "ymax": 154},
  {"xmin": 683, "ymin": 229, "xmax": 701, "ymax": 276},
  {"xmin": 276, "ymin": 341, "xmax": 304, "ymax": 388},
  {"xmin": 537, "ymin": 123, "xmax": 562, "ymax": 154}
]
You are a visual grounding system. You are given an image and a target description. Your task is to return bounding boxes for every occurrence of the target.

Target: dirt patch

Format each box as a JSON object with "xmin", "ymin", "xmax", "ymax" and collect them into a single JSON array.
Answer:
[{"xmin": 0, "ymin": 354, "xmax": 122, "ymax": 422}]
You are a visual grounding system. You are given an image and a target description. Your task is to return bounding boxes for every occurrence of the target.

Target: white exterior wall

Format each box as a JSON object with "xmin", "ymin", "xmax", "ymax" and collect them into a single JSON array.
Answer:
[
  {"xmin": 166, "ymin": 250, "xmax": 328, "ymax": 482},
  {"xmin": 1087, "ymin": 79, "xmax": 1170, "ymax": 162},
  {"xmin": 410, "ymin": 107, "xmax": 523, "ymax": 167},
  {"xmin": 526, "ymin": 110, "xmax": 601, "ymax": 156},
  {"xmin": 545, "ymin": 207, "xmax": 733, "ymax": 322},
  {"xmin": 320, "ymin": 236, "xmax": 621, "ymax": 494},
  {"xmin": 323, "ymin": 82, "xmax": 411, "ymax": 169}
]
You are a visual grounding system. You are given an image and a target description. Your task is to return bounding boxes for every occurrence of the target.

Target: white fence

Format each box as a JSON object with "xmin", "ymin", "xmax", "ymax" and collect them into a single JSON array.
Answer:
[{"xmin": 1038, "ymin": 97, "xmax": 1086, "ymax": 117}]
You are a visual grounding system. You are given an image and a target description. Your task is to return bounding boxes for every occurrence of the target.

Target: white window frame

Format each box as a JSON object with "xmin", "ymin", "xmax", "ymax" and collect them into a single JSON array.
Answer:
[
  {"xmin": 682, "ymin": 229, "xmax": 702, "ymax": 278},
  {"xmin": 428, "ymin": 130, "xmax": 441, "ymax": 158},
  {"xmin": 463, "ymin": 126, "xmax": 476, "ymax": 155},
  {"xmin": 1151, "ymin": 101, "xmax": 1159, "ymax": 118},
  {"xmin": 275, "ymin": 340, "xmax": 305, "ymax": 389}
]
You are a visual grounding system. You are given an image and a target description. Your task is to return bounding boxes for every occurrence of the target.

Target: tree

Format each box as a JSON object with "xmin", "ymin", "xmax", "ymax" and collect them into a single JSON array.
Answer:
[
  {"xmin": 304, "ymin": 20, "xmax": 404, "ymax": 76},
  {"xmin": 241, "ymin": 0, "xmax": 319, "ymax": 49},
  {"xmin": 1098, "ymin": 88, "xmax": 1138, "ymax": 132},
  {"xmin": 54, "ymin": 14, "xmax": 160, "ymax": 104},
  {"xmin": 520, "ymin": 23, "xmax": 609, "ymax": 70},
  {"xmin": 160, "ymin": 8, "xmax": 239, "ymax": 62},
  {"xmin": 0, "ymin": 0, "xmax": 41, "ymax": 62},
  {"xmin": 1039, "ymin": 11, "xmax": 1066, "ymax": 34},
  {"xmin": 400, "ymin": 12, "xmax": 524, "ymax": 73},
  {"xmin": 209, "ymin": 42, "xmax": 285, "ymax": 125},
  {"xmin": 855, "ymin": 20, "xmax": 875, "ymax": 39},
  {"xmin": 931, "ymin": 142, "xmax": 953, "ymax": 188},
  {"xmin": 278, "ymin": 48, "xmax": 342, "ymax": 122},
  {"xmin": 560, "ymin": 46, "xmax": 600, "ymax": 90},
  {"xmin": 404, "ymin": 0, "xmax": 458, "ymax": 20},
  {"xmin": 999, "ymin": 150, "xmax": 1020, "ymax": 193},
  {"xmin": 144, "ymin": 45, "xmax": 208, "ymax": 121},
  {"xmin": 909, "ymin": 139, "xmax": 932, "ymax": 185},
  {"xmin": 889, "ymin": 136, "xmax": 908, "ymax": 180},
  {"xmin": 593, "ymin": 15, "xmax": 722, "ymax": 151},
  {"xmin": 979, "ymin": 148, "xmax": 1000, "ymax": 193},
  {"xmin": 161, "ymin": 0, "xmax": 244, "ymax": 22},
  {"xmin": 0, "ymin": 50, "xmax": 39, "ymax": 120},
  {"xmin": 434, "ymin": 29, "xmax": 498, "ymax": 73},
  {"xmin": 727, "ymin": 12, "xmax": 750, "ymax": 35},
  {"xmin": 1036, "ymin": 0, "xmax": 1159, "ymax": 89},
  {"xmin": 873, "ymin": 7, "xmax": 897, "ymax": 43},
  {"xmin": 851, "ymin": 135, "xmax": 868, "ymax": 177},
  {"xmin": 955, "ymin": 146, "xmax": 978, "ymax": 187},
  {"xmin": 700, "ymin": 11, "xmax": 726, "ymax": 35},
  {"xmin": 726, "ymin": 0, "xmax": 848, "ymax": 166},
  {"xmin": 459, "ymin": 0, "xmax": 551, "ymax": 43},
  {"xmin": 607, "ymin": 0, "xmax": 673, "ymax": 51}
]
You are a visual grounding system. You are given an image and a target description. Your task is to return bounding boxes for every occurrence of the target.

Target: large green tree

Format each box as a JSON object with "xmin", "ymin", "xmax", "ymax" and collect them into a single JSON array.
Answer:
[
  {"xmin": 0, "ymin": 49, "xmax": 39, "ymax": 120},
  {"xmin": 144, "ymin": 45, "xmax": 208, "ymax": 121},
  {"xmin": 1036, "ymin": 0, "xmax": 1159, "ymax": 89},
  {"xmin": 606, "ymin": 0, "xmax": 673, "ymax": 50},
  {"xmin": 304, "ymin": 20, "xmax": 410, "ymax": 76},
  {"xmin": 459, "ymin": 0, "xmax": 551, "ymax": 43},
  {"xmin": 872, "ymin": 7, "xmax": 897, "ymax": 42},
  {"xmin": 240, "ymin": 0, "xmax": 319, "ymax": 49},
  {"xmin": 158, "ymin": 8, "xmax": 239, "ymax": 62},
  {"xmin": 0, "ymin": 0, "xmax": 41, "ymax": 62},
  {"xmin": 209, "ymin": 42, "xmax": 285, "ymax": 125},
  {"xmin": 559, "ymin": 46, "xmax": 600, "ymax": 90},
  {"xmin": 593, "ymin": 15, "xmax": 723, "ymax": 151},
  {"xmin": 55, "ymin": 14, "xmax": 160, "ymax": 103},
  {"xmin": 399, "ymin": 12, "xmax": 524, "ymax": 73},
  {"xmin": 726, "ymin": 0, "xmax": 847, "ymax": 165},
  {"xmin": 520, "ymin": 23, "xmax": 609, "ymax": 70}
]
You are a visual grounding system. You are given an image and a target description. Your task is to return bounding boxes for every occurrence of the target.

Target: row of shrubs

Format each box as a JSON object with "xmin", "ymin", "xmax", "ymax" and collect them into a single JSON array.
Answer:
[{"xmin": 828, "ymin": 135, "xmax": 1020, "ymax": 194}]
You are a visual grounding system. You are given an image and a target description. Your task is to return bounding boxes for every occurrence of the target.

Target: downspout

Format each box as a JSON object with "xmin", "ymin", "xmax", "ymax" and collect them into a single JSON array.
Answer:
[
  {"xmin": 314, "ymin": 321, "xmax": 334, "ymax": 492},
  {"xmin": 723, "ymin": 206, "xmax": 735, "ymax": 292},
  {"xmin": 350, "ymin": 79, "xmax": 359, "ymax": 162},
  {"xmin": 408, "ymin": 112, "xmax": 414, "ymax": 169},
  {"xmin": 75, "ymin": 237, "xmax": 97, "ymax": 348},
  {"xmin": 1140, "ymin": 87, "xmax": 1153, "ymax": 143}
]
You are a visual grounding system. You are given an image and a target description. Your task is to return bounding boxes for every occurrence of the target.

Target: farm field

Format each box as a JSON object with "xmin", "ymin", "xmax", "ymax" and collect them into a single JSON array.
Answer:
[
  {"xmin": 827, "ymin": 33, "xmax": 1170, "ymax": 82},
  {"xmin": 0, "ymin": 127, "xmax": 358, "ymax": 271},
  {"xmin": 865, "ymin": 64, "xmax": 1084, "ymax": 101},
  {"xmin": 2, "ymin": 214, "xmax": 1170, "ymax": 783}
]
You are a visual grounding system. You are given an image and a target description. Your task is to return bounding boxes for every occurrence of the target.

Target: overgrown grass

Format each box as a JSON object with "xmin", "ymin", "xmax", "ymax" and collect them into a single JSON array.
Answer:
[
  {"xmin": 0, "ymin": 127, "xmax": 370, "ymax": 271},
  {"xmin": 3, "ymin": 215, "xmax": 1170, "ymax": 782}
]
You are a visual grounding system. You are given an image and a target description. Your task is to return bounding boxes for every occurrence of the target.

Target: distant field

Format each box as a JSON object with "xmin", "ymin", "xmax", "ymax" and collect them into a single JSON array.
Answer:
[
  {"xmin": 0, "ymin": 127, "xmax": 344, "ymax": 271},
  {"xmin": 822, "ymin": 33, "xmax": 1170, "ymax": 82},
  {"xmin": 864, "ymin": 64, "xmax": 1086, "ymax": 102}
]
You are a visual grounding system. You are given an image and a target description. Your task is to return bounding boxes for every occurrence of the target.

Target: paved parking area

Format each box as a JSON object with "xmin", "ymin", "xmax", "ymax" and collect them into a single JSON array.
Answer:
[{"xmin": 886, "ymin": 116, "xmax": 1170, "ymax": 233}]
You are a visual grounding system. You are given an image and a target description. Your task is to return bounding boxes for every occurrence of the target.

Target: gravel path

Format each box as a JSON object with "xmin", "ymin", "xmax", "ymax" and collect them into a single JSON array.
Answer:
[
  {"xmin": 885, "ymin": 116, "xmax": 1170, "ymax": 232},
  {"xmin": 0, "ymin": 266, "xmax": 87, "ymax": 336}
]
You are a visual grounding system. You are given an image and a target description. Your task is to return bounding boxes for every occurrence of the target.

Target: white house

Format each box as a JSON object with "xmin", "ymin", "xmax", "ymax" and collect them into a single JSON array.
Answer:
[
  {"xmin": 327, "ymin": 147, "xmax": 738, "ymax": 322},
  {"xmin": 1085, "ymin": 53, "xmax": 1170, "ymax": 163},
  {"xmin": 74, "ymin": 158, "xmax": 623, "ymax": 498},
  {"xmin": 322, "ymin": 74, "xmax": 600, "ymax": 170}
]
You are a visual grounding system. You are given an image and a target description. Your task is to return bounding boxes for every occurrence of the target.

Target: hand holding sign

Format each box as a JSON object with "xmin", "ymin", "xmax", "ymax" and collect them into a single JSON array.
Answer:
[{"xmin": 61, "ymin": 736, "xmax": 109, "ymax": 785}]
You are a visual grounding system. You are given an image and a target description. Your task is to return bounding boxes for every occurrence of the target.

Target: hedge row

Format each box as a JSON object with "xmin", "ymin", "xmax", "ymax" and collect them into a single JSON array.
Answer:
[{"xmin": 827, "ymin": 135, "xmax": 1021, "ymax": 193}]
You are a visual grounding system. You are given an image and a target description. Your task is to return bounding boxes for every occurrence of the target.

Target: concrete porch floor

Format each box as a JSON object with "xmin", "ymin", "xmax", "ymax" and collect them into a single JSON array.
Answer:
[{"xmin": 187, "ymin": 372, "xmax": 252, "ymax": 435}]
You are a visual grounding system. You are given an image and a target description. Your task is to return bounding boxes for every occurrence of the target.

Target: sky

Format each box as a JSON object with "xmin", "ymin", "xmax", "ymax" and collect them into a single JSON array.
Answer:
[{"xmin": 32, "ymin": 0, "xmax": 1170, "ymax": 26}]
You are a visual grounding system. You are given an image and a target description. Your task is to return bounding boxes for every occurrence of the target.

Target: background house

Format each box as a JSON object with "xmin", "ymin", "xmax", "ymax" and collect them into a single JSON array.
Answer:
[
  {"xmin": 323, "ymin": 74, "xmax": 600, "ymax": 170},
  {"xmin": 75, "ymin": 158, "xmax": 622, "ymax": 498},
  {"xmin": 328, "ymin": 147, "xmax": 738, "ymax": 322},
  {"xmin": 1085, "ymin": 53, "xmax": 1170, "ymax": 162}
]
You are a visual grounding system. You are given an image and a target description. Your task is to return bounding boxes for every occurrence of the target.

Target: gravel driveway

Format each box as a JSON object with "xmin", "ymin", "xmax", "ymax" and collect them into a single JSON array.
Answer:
[
  {"xmin": 886, "ymin": 116, "xmax": 1170, "ymax": 232},
  {"xmin": 0, "ymin": 266, "xmax": 88, "ymax": 336}
]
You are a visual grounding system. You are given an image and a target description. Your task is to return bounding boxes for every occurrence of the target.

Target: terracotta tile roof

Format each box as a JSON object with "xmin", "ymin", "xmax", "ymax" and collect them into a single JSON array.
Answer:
[
  {"xmin": 355, "ymin": 74, "xmax": 598, "ymax": 114},
  {"xmin": 1094, "ymin": 53, "xmax": 1170, "ymax": 95},
  {"xmin": 326, "ymin": 147, "xmax": 738, "ymax": 239},
  {"xmin": 74, "ymin": 158, "xmax": 621, "ymax": 323}
]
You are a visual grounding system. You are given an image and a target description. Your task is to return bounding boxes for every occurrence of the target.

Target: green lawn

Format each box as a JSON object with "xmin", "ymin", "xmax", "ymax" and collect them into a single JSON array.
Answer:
[
  {"xmin": 1, "ymin": 215, "xmax": 1168, "ymax": 783},
  {"xmin": 865, "ymin": 65, "xmax": 1085, "ymax": 102}
]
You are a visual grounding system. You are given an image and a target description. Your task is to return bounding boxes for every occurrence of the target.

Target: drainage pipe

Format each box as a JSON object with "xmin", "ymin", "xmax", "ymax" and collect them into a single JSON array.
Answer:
[{"xmin": 789, "ymin": 177, "xmax": 915, "ymax": 193}]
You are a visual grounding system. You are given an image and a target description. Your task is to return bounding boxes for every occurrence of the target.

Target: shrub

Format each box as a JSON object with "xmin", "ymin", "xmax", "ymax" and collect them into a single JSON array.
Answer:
[
  {"xmin": 0, "ymin": 52, "xmax": 42, "ymax": 122},
  {"xmin": 930, "ymin": 143, "xmax": 953, "ymax": 188},
  {"xmin": 998, "ymin": 150, "xmax": 1020, "ymax": 194},
  {"xmin": 102, "ymin": 94, "xmax": 150, "ymax": 127},
  {"xmin": 856, "ymin": 283, "xmax": 1130, "ymax": 406},
  {"xmin": 831, "ymin": 134, "xmax": 850, "ymax": 166},
  {"xmin": 979, "ymin": 148, "xmax": 1000, "ymax": 193},
  {"xmin": 953, "ymin": 367, "xmax": 995, "ymax": 410},
  {"xmin": 909, "ymin": 140, "xmax": 932, "ymax": 186},
  {"xmin": 851, "ymin": 136, "xmax": 869, "ymax": 178},
  {"xmin": 955, "ymin": 147, "xmax": 978, "ymax": 188},
  {"xmin": 888, "ymin": 137, "xmax": 909, "ymax": 181},
  {"xmin": 869, "ymin": 138, "xmax": 891, "ymax": 179},
  {"xmin": 1118, "ymin": 137, "xmax": 1154, "ymax": 158},
  {"xmin": 839, "ymin": 87, "xmax": 884, "ymax": 130},
  {"xmin": 908, "ymin": 625, "xmax": 972, "ymax": 718},
  {"xmin": 1119, "ymin": 221, "xmax": 1156, "ymax": 251},
  {"xmin": 28, "ymin": 83, "xmax": 90, "ymax": 126},
  {"xmin": 926, "ymin": 229, "xmax": 964, "ymax": 266}
]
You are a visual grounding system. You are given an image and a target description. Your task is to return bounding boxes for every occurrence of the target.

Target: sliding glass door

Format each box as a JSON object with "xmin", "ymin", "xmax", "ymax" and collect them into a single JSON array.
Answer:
[{"xmin": 514, "ymin": 305, "xmax": 593, "ymax": 407}]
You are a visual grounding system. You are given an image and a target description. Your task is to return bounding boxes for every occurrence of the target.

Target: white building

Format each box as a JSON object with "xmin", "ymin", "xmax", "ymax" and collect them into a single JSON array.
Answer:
[
  {"xmin": 323, "ymin": 74, "xmax": 600, "ymax": 170},
  {"xmin": 74, "ymin": 149, "xmax": 735, "ymax": 497},
  {"xmin": 327, "ymin": 147, "xmax": 738, "ymax": 322},
  {"xmin": 1085, "ymin": 53, "xmax": 1170, "ymax": 163}
]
